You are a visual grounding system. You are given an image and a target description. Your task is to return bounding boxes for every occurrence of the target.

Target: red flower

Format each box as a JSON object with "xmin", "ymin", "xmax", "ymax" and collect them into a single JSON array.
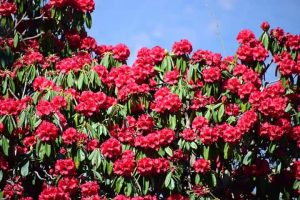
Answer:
[
  {"xmin": 192, "ymin": 116, "xmax": 209, "ymax": 131},
  {"xmin": 191, "ymin": 49, "xmax": 222, "ymax": 66},
  {"xmin": 113, "ymin": 43, "xmax": 130, "ymax": 62},
  {"xmin": 172, "ymin": 39, "xmax": 192, "ymax": 56},
  {"xmin": 199, "ymin": 126, "xmax": 219, "ymax": 145},
  {"xmin": 294, "ymin": 161, "xmax": 300, "ymax": 180},
  {"xmin": 80, "ymin": 36, "xmax": 97, "ymax": 50},
  {"xmin": 259, "ymin": 122, "xmax": 284, "ymax": 141},
  {"xmin": 237, "ymin": 110, "xmax": 258, "ymax": 133},
  {"xmin": 35, "ymin": 121, "xmax": 58, "ymax": 142},
  {"xmin": 36, "ymin": 100, "xmax": 53, "ymax": 117},
  {"xmin": 113, "ymin": 150, "xmax": 135, "ymax": 177},
  {"xmin": 136, "ymin": 114, "xmax": 155, "ymax": 131},
  {"xmin": 151, "ymin": 87, "xmax": 182, "ymax": 113},
  {"xmin": 151, "ymin": 46, "xmax": 166, "ymax": 63},
  {"xmin": 236, "ymin": 29, "xmax": 256, "ymax": 44},
  {"xmin": 260, "ymin": 21, "xmax": 270, "ymax": 32},
  {"xmin": 80, "ymin": 181, "xmax": 99, "ymax": 197},
  {"xmin": 100, "ymin": 138, "xmax": 122, "ymax": 159},
  {"xmin": 86, "ymin": 139, "xmax": 99, "ymax": 151},
  {"xmin": 74, "ymin": 0, "xmax": 95, "ymax": 12},
  {"xmin": 167, "ymin": 194, "xmax": 188, "ymax": 200},
  {"xmin": 58, "ymin": 177, "xmax": 78, "ymax": 195},
  {"xmin": 0, "ymin": 1, "xmax": 17, "ymax": 16},
  {"xmin": 0, "ymin": 123, "xmax": 4, "ymax": 133},
  {"xmin": 39, "ymin": 185, "xmax": 70, "ymax": 200},
  {"xmin": 137, "ymin": 157, "xmax": 169, "ymax": 176},
  {"xmin": 202, "ymin": 67, "xmax": 221, "ymax": 83},
  {"xmin": 193, "ymin": 158, "xmax": 211, "ymax": 174},
  {"xmin": 23, "ymin": 136, "xmax": 37, "ymax": 148},
  {"xmin": 62, "ymin": 128, "xmax": 78, "ymax": 145},
  {"xmin": 55, "ymin": 158, "xmax": 76, "ymax": 176},
  {"xmin": 181, "ymin": 128, "xmax": 196, "ymax": 141},
  {"xmin": 75, "ymin": 91, "xmax": 108, "ymax": 116},
  {"xmin": 164, "ymin": 69, "xmax": 180, "ymax": 85}
]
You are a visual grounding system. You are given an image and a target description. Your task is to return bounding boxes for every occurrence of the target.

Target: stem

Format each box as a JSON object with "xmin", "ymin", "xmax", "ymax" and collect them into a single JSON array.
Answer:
[
  {"xmin": 23, "ymin": 32, "xmax": 44, "ymax": 41},
  {"xmin": 8, "ymin": 88, "xmax": 18, "ymax": 100}
]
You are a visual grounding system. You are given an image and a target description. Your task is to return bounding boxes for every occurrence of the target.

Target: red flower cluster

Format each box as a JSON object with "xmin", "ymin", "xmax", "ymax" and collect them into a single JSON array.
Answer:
[
  {"xmin": 202, "ymin": 67, "xmax": 222, "ymax": 83},
  {"xmin": 39, "ymin": 185, "xmax": 70, "ymax": 200},
  {"xmin": 114, "ymin": 195, "xmax": 158, "ymax": 200},
  {"xmin": 58, "ymin": 177, "xmax": 78, "ymax": 196},
  {"xmin": 172, "ymin": 39, "xmax": 192, "ymax": 56},
  {"xmin": 62, "ymin": 127, "xmax": 83, "ymax": 145},
  {"xmin": 100, "ymin": 138, "xmax": 122, "ymax": 159},
  {"xmin": 113, "ymin": 150, "xmax": 135, "ymax": 177},
  {"xmin": 137, "ymin": 157, "xmax": 169, "ymax": 176},
  {"xmin": 199, "ymin": 126, "xmax": 219, "ymax": 145},
  {"xmin": 33, "ymin": 76, "xmax": 60, "ymax": 91},
  {"xmin": 164, "ymin": 69, "xmax": 180, "ymax": 85},
  {"xmin": 35, "ymin": 120, "xmax": 59, "ymax": 142},
  {"xmin": 36, "ymin": 96, "xmax": 66, "ymax": 117},
  {"xmin": 151, "ymin": 87, "xmax": 182, "ymax": 113},
  {"xmin": 134, "ymin": 128, "xmax": 175, "ymax": 150},
  {"xmin": 193, "ymin": 158, "xmax": 211, "ymax": 174},
  {"xmin": 49, "ymin": 0, "xmax": 95, "ymax": 12},
  {"xmin": 0, "ymin": 1, "xmax": 17, "ymax": 16},
  {"xmin": 217, "ymin": 123, "xmax": 242, "ymax": 143},
  {"xmin": 190, "ymin": 91, "xmax": 215, "ymax": 110},
  {"xmin": 55, "ymin": 158, "xmax": 76, "ymax": 176},
  {"xmin": 191, "ymin": 49, "xmax": 222, "ymax": 66},
  {"xmin": 236, "ymin": 29, "xmax": 268, "ymax": 62},
  {"xmin": 236, "ymin": 110, "xmax": 258, "ymax": 133},
  {"xmin": 113, "ymin": 43, "xmax": 130, "ymax": 62},
  {"xmin": 0, "ymin": 96, "xmax": 31, "ymax": 116},
  {"xmin": 273, "ymin": 51, "xmax": 297, "ymax": 76},
  {"xmin": 151, "ymin": 46, "xmax": 166, "ymax": 63},
  {"xmin": 75, "ymin": 91, "xmax": 115, "ymax": 116},
  {"xmin": 80, "ymin": 181, "xmax": 100, "ymax": 199},
  {"xmin": 55, "ymin": 52, "xmax": 92, "ymax": 73},
  {"xmin": 136, "ymin": 114, "xmax": 155, "ymax": 131},
  {"xmin": 294, "ymin": 161, "xmax": 300, "ymax": 180},
  {"xmin": 181, "ymin": 128, "xmax": 197, "ymax": 141}
]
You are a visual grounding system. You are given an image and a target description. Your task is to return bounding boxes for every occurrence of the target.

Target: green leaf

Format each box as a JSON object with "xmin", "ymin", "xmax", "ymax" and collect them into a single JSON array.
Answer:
[
  {"xmin": 224, "ymin": 143, "xmax": 229, "ymax": 160},
  {"xmin": 211, "ymin": 173, "xmax": 217, "ymax": 186},
  {"xmin": 77, "ymin": 72, "xmax": 84, "ymax": 90},
  {"xmin": 164, "ymin": 172, "xmax": 172, "ymax": 187},
  {"xmin": 218, "ymin": 104, "xmax": 225, "ymax": 122},
  {"xmin": 67, "ymin": 72, "xmax": 74, "ymax": 87},
  {"xmin": 168, "ymin": 178, "xmax": 175, "ymax": 190},
  {"xmin": 115, "ymin": 176, "xmax": 124, "ymax": 193},
  {"xmin": 45, "ymin": 143, "xmax": 51, "ymax": 157},
  {"xmin": 242, "ymin": 151, "xmax": 252, "ymax": 165},
  {"xmin": 13, "ymin": 33, "xmax": 19, "ymax": 48},
  {"xmin": 21, "ymin": 161, "xmax": 29, "ymax": 177},
  {"xmin": 2, "ymin": 137, "xmax": 9, "ymax": 156},
  {"xmin": 165, "ymin": 147, "xmax": 173, "ymax": 157},
  {"xmin": 125, "ymin": 182, "xmax": 132, "ymax": 196},
  {"xmin": 143, "ymin": 179, "xmax": 149, "ymax": 195},
  {"xmin": 190, "ymin": 142, "xmax": 198, "ymax": 149},
  {"xmin": 0, "ymin": 170, "xmax": 3, "ymax": 182},
  {"xmin": 293, "ymin": 180, "xmax": 300, "ymax": 190},
  {"xmin": 195, "ymin": 174, "xmax": 200, "ymax": 185},
  {"xmin": 203, "ymin": 146, "xmax": 209, "ymax": 160},
  {"xmin": 85, "ymin": 12, "xmax": 92, "ymax": 29}
]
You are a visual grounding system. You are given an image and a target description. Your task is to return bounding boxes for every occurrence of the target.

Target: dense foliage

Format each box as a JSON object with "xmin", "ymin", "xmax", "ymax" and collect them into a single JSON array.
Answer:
[{"xmin": 0, "ymin": 0, "xmax": 300, "ymax": 199}]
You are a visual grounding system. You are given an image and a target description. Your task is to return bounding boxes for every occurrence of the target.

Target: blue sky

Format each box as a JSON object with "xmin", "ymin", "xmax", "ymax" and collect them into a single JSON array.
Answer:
[{"xmin": 88, "ymin": 0, "xmax": 300, "ymax": 80}]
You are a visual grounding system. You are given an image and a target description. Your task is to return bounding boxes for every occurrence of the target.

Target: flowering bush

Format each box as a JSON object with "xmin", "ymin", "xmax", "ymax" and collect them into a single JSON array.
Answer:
[{"xmin": 0, "ymin": 0, "xmax": 300, "ymax": 199}]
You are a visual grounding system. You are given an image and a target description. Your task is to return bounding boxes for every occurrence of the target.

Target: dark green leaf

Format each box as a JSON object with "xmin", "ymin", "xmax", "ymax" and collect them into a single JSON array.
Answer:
[
  {"xmin": 21, "ymin": 161, "xmax": 29, "ymax": 177},
  {"xmin": 164, "ymin": 172, "xmax": 172, "ymax": 187}
]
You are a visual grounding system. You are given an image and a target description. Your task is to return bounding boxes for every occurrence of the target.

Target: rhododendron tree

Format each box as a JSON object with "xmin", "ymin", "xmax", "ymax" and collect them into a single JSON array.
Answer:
[{"xmin": 0, "ymin": 0, "xmax": 300, "ymax": 199}]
